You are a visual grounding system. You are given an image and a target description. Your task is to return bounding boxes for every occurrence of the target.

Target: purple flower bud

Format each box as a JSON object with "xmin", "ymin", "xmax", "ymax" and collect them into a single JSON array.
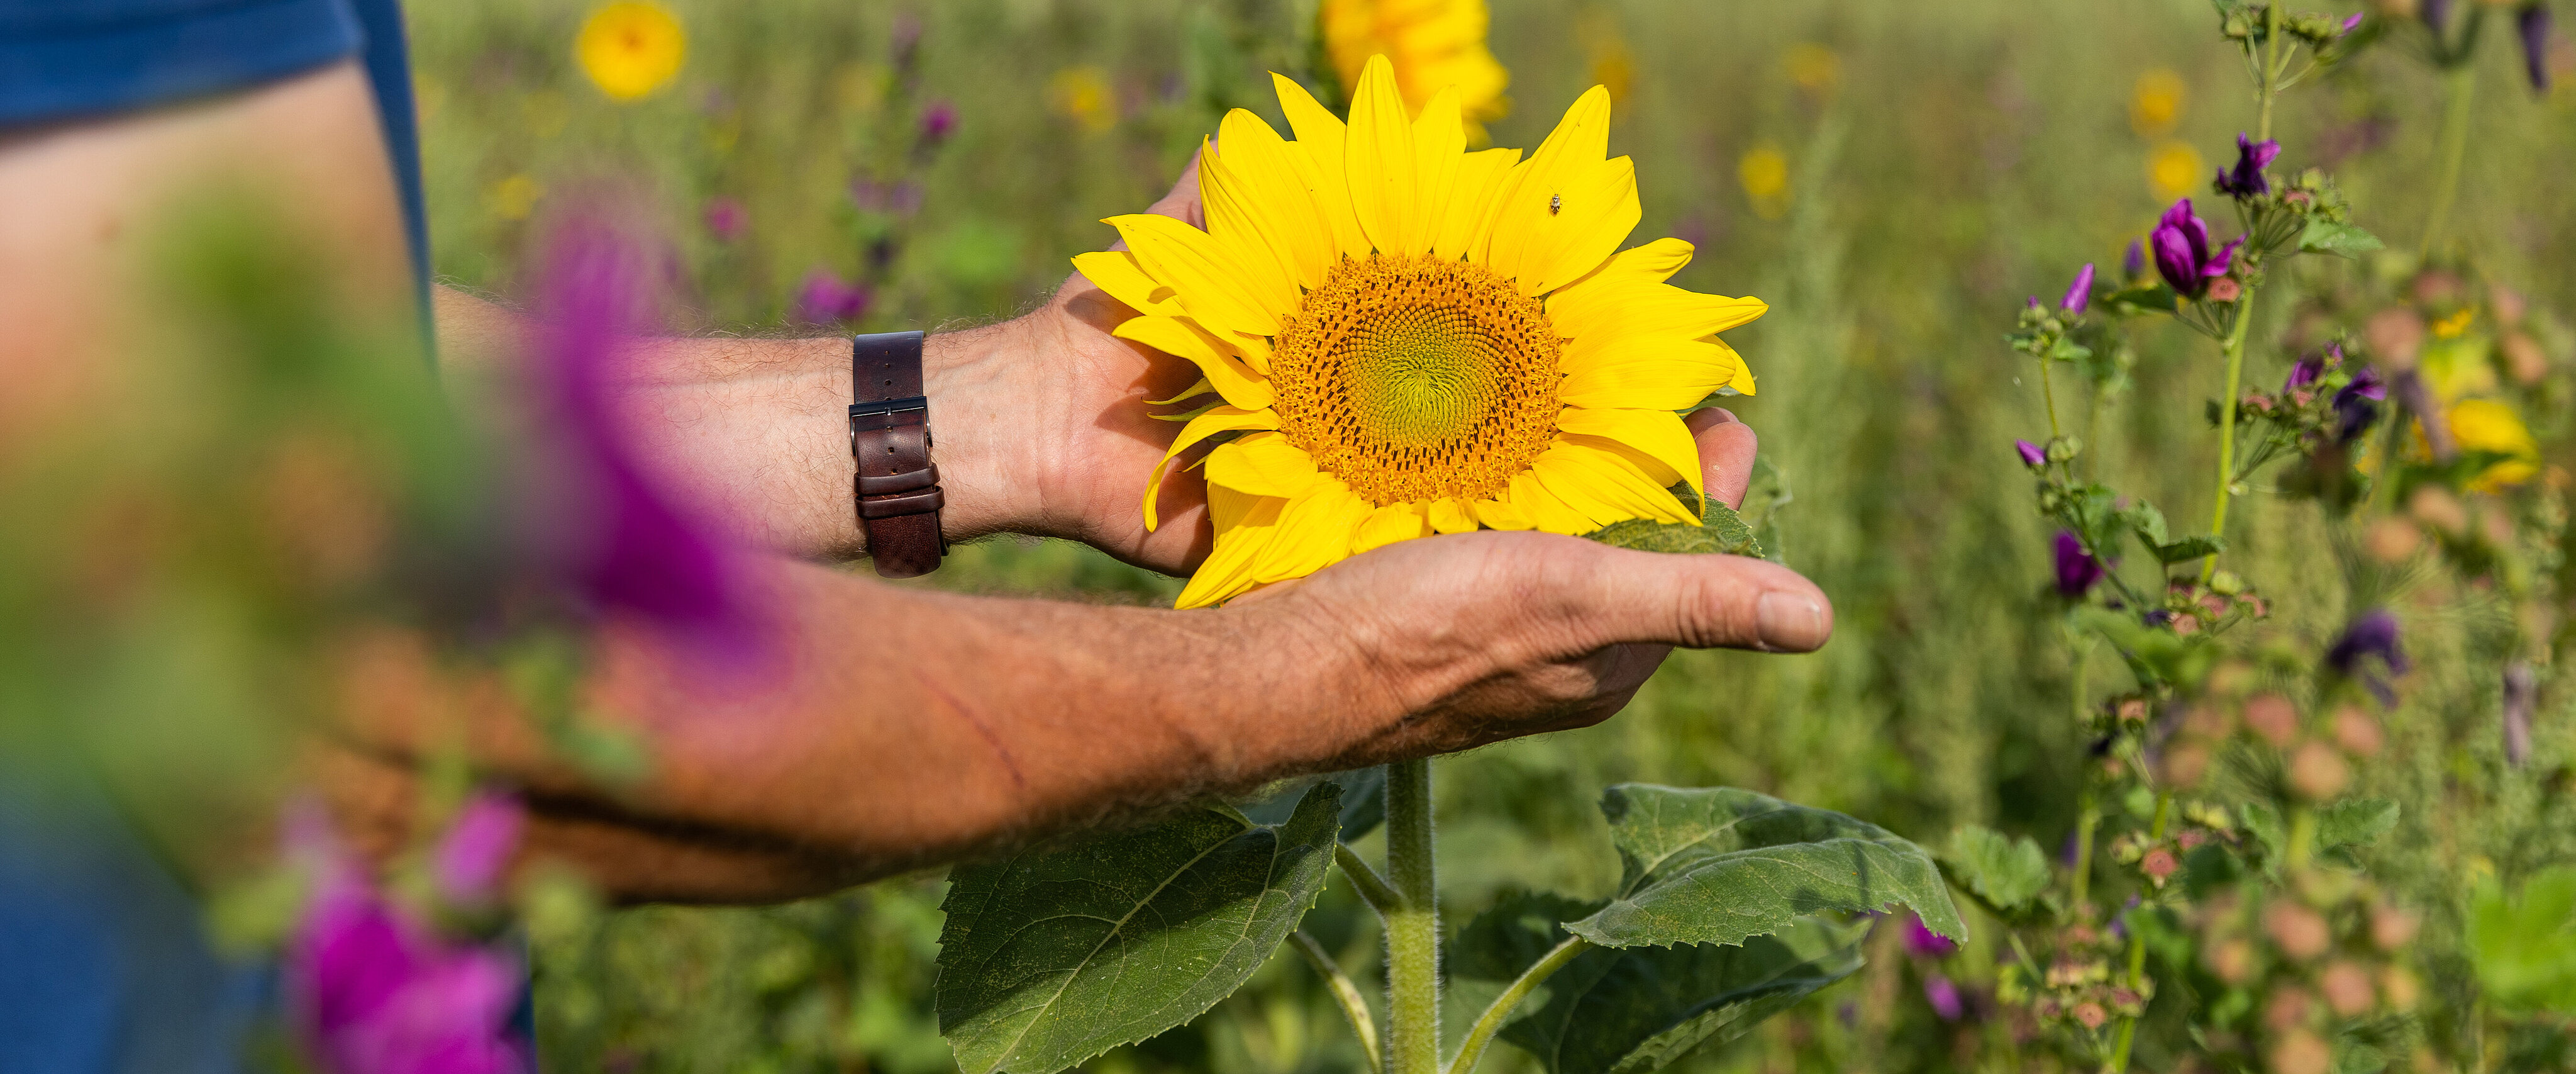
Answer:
[
  {"xmin": 2333, "ymin": 367, "xmax": 2385, "ymax": 443},
  {"xmin": 2523, "ymin": 5, "xmax": 2554, "ymax": 92},
  {"xmin": 2151, "ymin": 199, "xmax": 2215, "ymax": 298},
  {"xmin": 433, "ymin": 791, "xmax": 525, "ymax": 905},
  {"xmin": 794, "ymin": 269, "xmax": 873, "ymax": 325},
  {"xmin": 2061, "ymin": 262, "xmax": 2096, "ymax": 315},
  {"xmin": 2207, "ymin": 236, "xmax": 2243, "ymax": 280},
  {"xmin": 2327, "ymin": 609, "xmax": 2409, "ymax": 706},
  {"xmin": 2341, "ymin": 11, "xmax": 2366, "ymax": 35},
  {"xmin": 1906, "ymin": 914, "xmax": 1960, "ymax": 958},
  {"xmin": 2055, "ymin": 530, "xmax": 2105, "ymax": 598},
  {"xmin": 2123, "ymin": 239, "xmax": 2146, "ymax": 281},
  {"xmin": 920, "ymin": 100, "xmax": 958, "ymax": 147},
  {"xmin": 2016, "ymin": 439, "xmax": 2048, "ymax": 467},
  {"xmin": 2214, "ymin": 133, "xmax": 2282, "ymax": 198},
  {"xmin": 2424, "ymin": 0, "xmax": 2452, "ymax": 33},
  {"xmin": 2285, "ymin": 352, "xmax": 2327, "ymax": 391},
  {"xmin": 702, "ymin": 197, "xmax": 745, "ymax": 243},
  {"xmin": 1923, "ymin": 973, "xmax": 1967, "ymax": 1022}
]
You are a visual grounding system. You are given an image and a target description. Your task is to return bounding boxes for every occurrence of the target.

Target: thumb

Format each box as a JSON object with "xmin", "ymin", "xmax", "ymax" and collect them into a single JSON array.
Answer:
[
  {"xmin": 1576, "ymin": 542, "xmax": 1833, "ymax": 652},
  {"xmin": 1107, "ymin": 144, "xmax": 1208, "ymax": 254}
]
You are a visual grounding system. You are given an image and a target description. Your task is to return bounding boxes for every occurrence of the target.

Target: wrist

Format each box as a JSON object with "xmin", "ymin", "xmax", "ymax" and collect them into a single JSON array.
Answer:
[{"xmin": 920, "ymin": 310, "xmax": 1087, "ymax": 545}]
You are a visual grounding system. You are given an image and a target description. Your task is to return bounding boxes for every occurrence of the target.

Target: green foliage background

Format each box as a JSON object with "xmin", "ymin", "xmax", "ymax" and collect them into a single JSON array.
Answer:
[{"xmin": 404, "ymin": 1, "xmax": 2576, "ymax": 1070}]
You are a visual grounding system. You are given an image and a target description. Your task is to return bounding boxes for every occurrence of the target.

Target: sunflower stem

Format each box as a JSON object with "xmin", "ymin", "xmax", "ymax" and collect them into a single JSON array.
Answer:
[
  {"xmin": 1448, "ymin": 936, "xmax": 1589, "ymax": 1074},
  {"xmin": 1384, "ymin": 758, "xmax": 1441, "ymax": 1074},
  {"xmin": 1292, "ymin": 931, "xmax": 1384, "ymax": 1074}
]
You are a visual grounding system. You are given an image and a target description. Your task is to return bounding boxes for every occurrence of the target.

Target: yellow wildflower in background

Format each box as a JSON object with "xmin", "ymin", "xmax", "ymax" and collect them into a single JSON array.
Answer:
[
  {"xmin": 1739, "ymin": 143, "xmax": 1790, "ymax": 220},
  {"xmin": 2430, "ymin": 308, "xmax": 2475, "ymax": 338},
  {"xmin": 1785, "ymin": 43, "xmax": 1840, "ymax": 94},
  {"xmin": 2147, "ymin": 140, "xmax": 2206, "ymax": 203},
  {"xmin": 1322, "ymin": 0, "xmax": 1510, "ymax": 133},
  {"xmin": 1580, "ymin": 10, "xmax": 1636, "ymax": 109},
  {"xmin": 577, "ymin": 2, "xmax": 686, "ymax": 101},
  {"xmin": 489, "ymin": 174, "xmax": 545, "ymax": 221},
  {"xmin": 2447, "ymin": 399, "xmax": 2540, "ymax": 491},
  {"xmin": 2130, "ymin": 68, "xmax": 2185, "ymax": 137},
  {"xmin": 1078, "ymin": 56, "xmax": 1765, "ymax": 608},
  {"xmin": 1048, "ymin": 66, "xmax": 1118, "ymax": 133}
]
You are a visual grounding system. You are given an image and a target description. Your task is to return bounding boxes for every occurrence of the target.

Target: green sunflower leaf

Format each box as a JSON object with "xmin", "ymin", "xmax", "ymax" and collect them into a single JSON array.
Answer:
[
  {"xmin": 935, "ymin": 781, "xmax": 1342, "ymax": 1074},
  {"xmin": 1581, "ymin": 484, "xmax": 1764, "ymax": 558},
  {"xmin": 1565, "ymin": 785, "xmax": 1965, "ymax": 949},
  {"xmin": 1452, "ymin": 890, "xmax": 1868, "ymax": 1074}
]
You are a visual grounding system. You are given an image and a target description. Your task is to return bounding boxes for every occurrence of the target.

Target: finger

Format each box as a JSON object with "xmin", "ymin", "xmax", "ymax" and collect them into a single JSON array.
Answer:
[
  {"xmin": 1568, "ymin": 537, "xmax": 1833, "ymax": 652},
  {"xmin": 1686, "ymin": 408, "xmax": 1758, "ymax": 510}
]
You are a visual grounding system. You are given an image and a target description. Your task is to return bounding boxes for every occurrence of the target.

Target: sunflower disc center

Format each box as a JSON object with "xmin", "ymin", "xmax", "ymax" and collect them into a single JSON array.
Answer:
[{"xmin": 1270, "ymin": 254, "xmax": 1562, "ymax": 506}]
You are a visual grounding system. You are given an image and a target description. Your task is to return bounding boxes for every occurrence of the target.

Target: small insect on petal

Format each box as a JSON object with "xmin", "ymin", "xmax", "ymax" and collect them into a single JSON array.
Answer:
[{"xmin": 1548, "ymin": 194, "xmax": 1562, "ymax": 216}]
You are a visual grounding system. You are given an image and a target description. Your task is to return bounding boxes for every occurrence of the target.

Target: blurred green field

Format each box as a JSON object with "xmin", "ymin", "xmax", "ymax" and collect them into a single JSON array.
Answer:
[{"xmin": 406, "ymin": 1, "xmax": 2576, "ymax": 1070}]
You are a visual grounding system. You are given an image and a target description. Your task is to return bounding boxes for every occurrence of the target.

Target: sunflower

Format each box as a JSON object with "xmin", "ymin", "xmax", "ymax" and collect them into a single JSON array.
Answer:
[
  {"xmin": 1074, "ymin": 56, "xmax": 1765, "ymax": 609},
  {"xmin": 1321, "ymin": 0, "xmax": 1510, "ymax": 133},
  {"xmin": 577, "ymin": 1, "xmax": 686, "ymax": 102}
]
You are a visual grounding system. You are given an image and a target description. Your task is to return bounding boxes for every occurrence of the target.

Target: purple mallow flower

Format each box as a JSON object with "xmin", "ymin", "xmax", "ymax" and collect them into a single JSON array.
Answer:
[
  {"xmin": 2016, "ymin": 439, "xmax": 2048, "ymax": 467},
  {"xmin": 538, "ymin": 216, "xmax": 769, "ymax": 673},
  {"xmin": 2055, "ymin": 530, "xmax": 2105, "ymax": 598},
  {"xmin": 287, "ymin": 807, "xmax": 528, "ymax": 1074},
  {"xmin": 2214, "ymin": 133, "xmax": 2281, "ymax": 198},
  {"xmin": 433, "ymin": 791, "xmax": 524, "ymax": 905},
  {"xmin": 2523, "ymin": 5, "xmax": 2553, "ymax": 92},
  {"xmin": 2333, "ymin": 366, "xmax": 2386, "ymax": 444},
  {"xmin": 2061, "ymin": 262, "xmax": 2096, "ymax": 315},
  {"xmin": 1923, "ymin": 973, "xmax": 1967, "ymax": 1022},
  {"xmin": 2285, "ymin": 352, "xmax": 2326, "ymax": 391},
  {"xmin": 794, "ymin": 268, "xmax": 873, "ymax": 325},
  {"xmin": 2150, "ymin": 199, "xmax": 2241, "ymax": 300},
  {"xmin": 2327, "ymin": 609, "xmax": 2410, "ymax": 706},
  {"xmin": 703, "ymin": 197, "xmax": 745, "ymax": 243},
  {"xmin": 2123, "ymin": 239, "xmax": 2146, "ymax": 281},
  {"xmin": 2341, "ymin": 11, "xmax": 2365, "ymax": 36},
  {"xmin": 920, "ymin": 100, "xmax": 958, "ymax": 147}
]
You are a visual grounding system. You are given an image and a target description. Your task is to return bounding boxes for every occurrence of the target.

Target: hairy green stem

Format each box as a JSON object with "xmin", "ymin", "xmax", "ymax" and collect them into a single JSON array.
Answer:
[
  {"xmin": 2107, "ymin": 791, "xmax": 2174, "ymax": 1073},
  {"xmin": 2421, "ymin": 62, "xmax": 2477, "ymax": 259},
  {"xmin": 2202, "ymin": 303, "xmax": 2257, "ymax": 584},
  {"xmin": 2257, "ymin": 4, "xmax": 2284, "ymax": 142},
  {"xmin": 1336, "ymin": 843, "xmax": 1401, "ymax": 920},
  {"xmin": 1384, "ymin": 759, "xmax": 1441, "ymax": 1074},
  {"xmin": 1447, "ymin": 936, "xmax": 1589, "ymax": 1074},
  {"xmin": 2040, "ymin": 345, "xmax": 2064, "ymax": 441},
  {"xmin": 1292, "ymin": 931, "xmax": 1384, "ymax": 1074}
]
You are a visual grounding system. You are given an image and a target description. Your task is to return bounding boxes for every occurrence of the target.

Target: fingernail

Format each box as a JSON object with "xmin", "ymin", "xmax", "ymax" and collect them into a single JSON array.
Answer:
[{"xmin": 1755, "ymin": 591, "xmax": 1828, "ymax": 651}]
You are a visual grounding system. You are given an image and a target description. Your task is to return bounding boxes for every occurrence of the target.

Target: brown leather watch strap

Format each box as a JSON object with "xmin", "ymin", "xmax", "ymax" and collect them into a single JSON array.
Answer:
[{"xmin": 850, "ymin": 330, "xmax": 945, "ymax": 578}]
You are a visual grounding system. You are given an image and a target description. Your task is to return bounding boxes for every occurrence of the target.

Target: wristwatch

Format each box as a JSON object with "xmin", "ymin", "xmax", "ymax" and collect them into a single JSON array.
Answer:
[{"xmin": 848, "ymin": 330, "xmax": 946, "ymax": 578}]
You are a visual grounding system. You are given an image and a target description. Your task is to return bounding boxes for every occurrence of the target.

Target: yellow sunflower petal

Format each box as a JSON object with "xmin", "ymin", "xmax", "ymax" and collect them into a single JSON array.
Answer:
[
  {"xmin": 1478, "ymin": 85, "xmax": 1612, "ymax": 283},
  {"xmin": 1108, "ymin": 213, "xmax": 1286, "ymax": 337},
  {"xmin": 1113, "ymin": 315, "xmax": 1276, "ymax": 411},
  {"xmin": 1473, "ymin": 498, "xmax": 1536, "ymax": 530},
  {"xmin": 1548, "ymin": 237, "xmax": 1694, "ymax": 310},
  {"xmin": 1560, "ymin": 288, "xmax": 1768, "ymax": 367},
  {"xmin": 1272, "ymin": 72, "xmax": 1372, "ymax": 259},
  {"xmin": 1252, "ymin": 481, "xmax": 1373, "ymax": 583},
  {"xmin": 1406, "ymin": 86, "xmax": 1467, "ymax": 257},
  {"xmin": 1176, "ymin": 484, "xmax": 1287, "ymax": 609},
  {"xmin": 1346, "ymin": 55, "xmax": 1419, "ymax": 258},
  {"xmin": 1145, "ymin": 376, "xmax": 1214, "ymax": 406},
  {"xmin": 1428, "ymin": 497, "xmax": 1479, "ymax": 534},
  {"xmin": 1558, "ymin": 340, "xmax": 1743, "ymax": 410},
  {"xmin": 1216, "ymin": 108, "xmax": 1335, "ymax": 289},
  {"xmin": 1433, "ymin": 147, "xmax": 1519, "ymax": 260},
  {"xmin": 1352, "ymin": 501, "xmax": 1435, "ymax": 552},
  {"xmin": 1204, "ymin": 430, "xmax": 1324, "ymax": 500},
  {"xmin": 1199, "ymin": 136, "xmax": 1304, "ymax": 310},
  {"xmin": 1504, "ymin": 471, "xmax": 1598, "ymax": 535},
  {"xmin": 1555, "ymin": 408, "xmax": 1702, "ymax": 496},
  {"xmin": 1725, "ymin": 358, "xmax": 1757, "ymax": 396},
  {"xmin": 1143, "ymin": 405, "xmax": 1278, "ymax": 532},
  {"xmin": 1514, "ymin": 155, "xmax": 1641, "ymax": 296},
  {"xmin": 1070, "ymin": 249, "xmax": 1183, "ymax": 316},
  {"xmin": 1531, "ymin": 441, "xmax": 1699, "ymax": 527},
  {"xmin": 1224, "ymin": 327, "xmax": 1274, "ymax": 375}
]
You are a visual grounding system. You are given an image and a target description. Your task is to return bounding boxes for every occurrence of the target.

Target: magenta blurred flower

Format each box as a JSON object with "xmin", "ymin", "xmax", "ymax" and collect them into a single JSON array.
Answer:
[
  {"xmin": 2016, "ymin": 439, "xmax": 2047, "ymax": 468},
  {"xmin": 2341, "ymin": 11, "xmax": 2365, "ymax": 35},
  {"xmin": 2122, "ymin": 239, "xmax": 2146, "ymax": 281},
  {"xmin": 1923, "ymin": 973, "xmax": 1966, "ymax": 1021},
  {"xmin": 433, "ymin": 791, "xmax": 524, "ymax": 905},
  {"xmin": 2055, "ymin": 530, "xmax": 2104, "ymax": 598},
  {"xmin": 2213, "ymin": 133, "xmax": 2280, "ymax": 198},
  {"xmin": 536, "ymin": 216, "xmax": 769, "ymax": 671},
  {"xmin": 2523, "ymin": 5, "xmax": 2553, "ymax": 91},
  {"xmin": 287, "ymin": 808, "xmax": 526, "ymax": 1074},
  {"xmin": 1905, "ymin": 914, "xmax": 1958, "ymax": 958},
  {"xmin": 2327, "ymin": 608, "xmax": 2409, "ymax": 706},
  {"xmin": 2150, "ymin": 199, "xmax": 2240, "ymax": 299},
  {"xmin": 920, "ymin": 100, "xmax": 958, "ymax": 147},
  {"xmin": 2424, "ymin": 0, "xmax": 2452, "ymax": 31},
  {"xmin": 2060, "ymin": 262, "xmax": 2096, "ymax": 315},
  {"xmin": 2285, "ymin": 343, "xmax": 2336, "ymax": 392},
  {"xmin": 703, "ymin": 197, "xmax": 745, "ymax": 243},
  {"xmin": 794, "ymin": 269, "xmax": 873, "ymax": 325},
  {"xmin": 2333, "ymin": 366, "xmax": 2385, "ymax": 444},
  {"xmin": 850, "ymin": 179, "xmax": 924, "ymax": 218}
]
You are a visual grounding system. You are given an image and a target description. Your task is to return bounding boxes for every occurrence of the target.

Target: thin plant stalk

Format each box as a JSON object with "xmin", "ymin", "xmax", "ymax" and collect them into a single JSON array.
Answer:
[
  {"xmin": 2421, "ymin": 62, "xmax": 2478, "ymax": 258},
  {"xmin": 1291, "ymin": 931, "xmax": 1384, "ymax": 1074},
  {"xmin": 1446, "ymin": 936, "xmax": 1590, "ymax": 1074},
  {"xmin": 2107, "ymin": 790, "xmax": 2174, "ymax": 1073},
  {"xmin": 1384, "ymin": 758, "xmax": 1441, "ymax": 1074},
  {"xmin": 2202, "ymin": 305, "xmax": 2257, "ymax": 583}
]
